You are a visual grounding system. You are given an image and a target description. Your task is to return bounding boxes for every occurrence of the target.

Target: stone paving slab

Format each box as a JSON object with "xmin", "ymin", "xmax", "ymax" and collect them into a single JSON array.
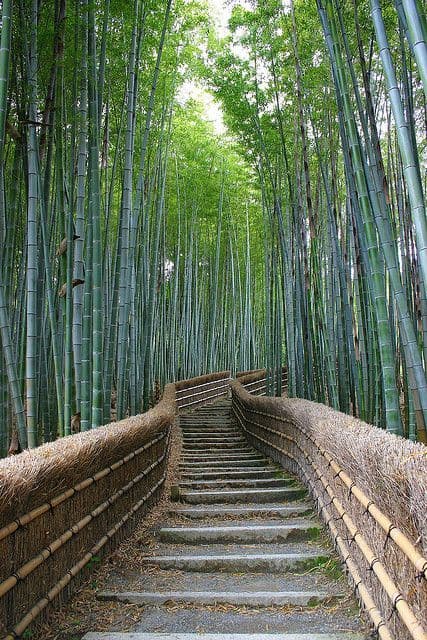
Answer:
[
  {"xmin": 100, "ymin": 569, "xmax": 346, "ymax": 594},
  {"xmin": 179, "ymin": 469, "xmax": 278, "ymax": 480},
  {"xmin": 182, "ymin": 442, "xmax": 248, "ymax": 449},
  {"xmin": 84, "ymin": 635, "xmax": 366, "ymax": 640},
  {"xmin": 158, "ymin": 522, "xmax": 321, "ymax": 543},
  {"xmin": 178, "ymin": 477, "xmax": 293, "ymax": 490},
  {"xmin": 180, "ymin": 487, "xmax": 306, "ymax": 504},
  {"xmin": 169, "ymin": 503, "xmax": 312, "ymax": 519},
  {"xmin": 82, "ymin": 624, "xmax": 367, "ymax": 640},
  {"xmin": 179, "ymin": 459, "xmax": 268, "ymax": 468},
  {"xmin": 96, "ymin": 589, "xmax": 344, "ymax": 607},
  {"xmin": 144, "ymin": 550, "xmax": 329, "ymax": 573},
  {"xmin": 181, "ymin": 452, "xmax": 264, "ymax": 459}
]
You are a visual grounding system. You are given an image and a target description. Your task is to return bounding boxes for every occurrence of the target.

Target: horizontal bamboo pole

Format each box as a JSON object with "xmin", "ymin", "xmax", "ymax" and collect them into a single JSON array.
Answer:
[
  {"xmin": 232, "ymin": 392, "xmax": 427, "ymax": 579},
  {"xmin": 243, "ymin": 385, "xmax": 267, "ymax": 394},
  {"xmin": 0, "ymin": 447, "xmax": 168, "ymax": 599},
  {"xmin": 3, "ymin": 471, "xmax": 168, "ymax": 640},
  {"xmin": 176, "ymin": 381, "xmax": 230, "ymax": 403},
  {"xmin": 241, "ymin": 372, "xmax": 287, "ymax": 395},
  {"xmin": 233, "ymin": 399, "xmax": 427, "ymax": 640},
  {"xmin": 242, "ymin": 378, "xmax": 267, "ymax": 388},
  {"xmin": 0, "ymin": 431, "xmax": 167, "ymax": 543},
  {"xmin": 178, "ymin": 388, "xmax": 229, "ymax": 409},
  {"xmin": 320, "ymin": 449, "xmax": 427, "ymax": 580},
  {"xmin": 175, "ymin": 376, "xmax": 231, "ymax": 397}
]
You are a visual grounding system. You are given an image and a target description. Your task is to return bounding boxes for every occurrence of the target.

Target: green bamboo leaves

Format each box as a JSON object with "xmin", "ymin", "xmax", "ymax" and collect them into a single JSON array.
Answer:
[
  {"xmin": 1, "ymin": 0, "xmax": 426, "ymax": 453},
  {"xmin": 0, "ymin": 0, "xmax": 268, "ymax": 455},
  {"xmin": 209, "ymin": 0, "xmax": 427, "ymax": 439}
]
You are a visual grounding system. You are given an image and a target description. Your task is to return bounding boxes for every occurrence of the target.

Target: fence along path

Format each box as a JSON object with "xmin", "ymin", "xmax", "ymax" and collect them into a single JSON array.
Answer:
[
  {"xmin": 85, "ymin": 397, "xmax": 367, "ymax": 640},
  {"xmin": 0, "ymin": 370, "xmax": 426, "ymax": 639},
  {"xmin": 0, "ymin": 372, "xmax": 230, "ymax": 639}
]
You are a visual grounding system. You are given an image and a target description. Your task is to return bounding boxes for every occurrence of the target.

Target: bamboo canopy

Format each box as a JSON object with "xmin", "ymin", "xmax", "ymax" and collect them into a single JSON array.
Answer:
[{"xmin": 0, "ymin": 0, "xmax": 426, "ymax": 448}]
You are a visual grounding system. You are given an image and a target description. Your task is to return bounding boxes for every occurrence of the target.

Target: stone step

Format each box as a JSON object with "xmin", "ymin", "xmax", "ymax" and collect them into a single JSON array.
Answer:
[
  {"xmin": 180, "ymin": 486, "xmax": 306, "ymax": 504},
  {"xmin": 182, "ymin": 442, "xmax": 254, "ymax": 459},
  {"xmin": 182, "ymin": 420, "xmax": 235, "ymax": 423},
  {"xmin": 181, "ymin": 453, "xmax": 264, "ymax": 461},
  {"xmin": 178, "ymin": 477, "xmax": 294, "ymax": 490},
  {"xmin": 182, "ymin": 442, "xmax": 248, "ymax": 450},
  {"xmin": 144, "ymin": 550, "xmax": 329, "ymax": 573},
  {"xmin": 181, "ymin": 425, "xmax": 239, "ymax": 431},
  {"xmin": 159, "ymin": 522, "xmax": 321, "ymax": 544},
  {"xmin": 182, "ymin": 435, "xmax": 242, "ymax": 441},
  {"xmin": 184, "ymin": 421, "xmax": 233, "ymax": 425},
  {"xmin": 179, "ymin": 459, "xmax": 267, "ymax": 468},
  {"xmin": 182, "ymin": 434, "xmax": 241, "ymax": 439},
  {"xmin": 181, "ymin": 422, "xmax": 237, "ymax": 426},
  {"xmin": 101, "ymin": 569, "xmax": 345, "ymax": 595},
  {"xmin": 180, "ymin": 417, "xmax": 234, "ymax": 421},
  {"xmin": 181, "ymin": 417, "xmax": 234, "ymax": 422},
  {"xmin": 180, "ymin": 420, "xmax": 234, "ymax": 425},
  {"xmin": 170, "ymin": 503, "xmax": 313, "ymax": 519},
  {"xmin": 84, "ymin": 634, "xmax": 366, "ymax": 640},
  {"xmin": 182, "ymin": 433, "xmax": 243, "ymax": 439},
  {"xmin": 180, "ymin": 425, "xmax": 236, "ymax": 430},
  {"xmin": 181, "ymin": 409, "xmax": 232, "ymax": 412},
  {"xmin": 179, "ymin": 452, "xmax": 269, "ymax": 469},
  {"xmin": 186, "ymin": 407, "xmax": 231, "ymax": 412},
  {"xmin": 182, "ymin": 435, "xmax": 245, "ymax": 442},
  {"xmin": 96, "ymin": 589, "xmax": 342, "ymax": 607},
  {"xmin": 182, "ymin": 445, "xmax": 254, "ymax": 452},
  {"xmin": 180, "ymin": 469, "xmax": 278, "ymax": 480},
  {"xmin": 180, "ymin": 426, "xmax": 236, "ymax": 432},
  {"xmin": 180, "ymin": 459, "xmax": 265, "ymax": 466}
]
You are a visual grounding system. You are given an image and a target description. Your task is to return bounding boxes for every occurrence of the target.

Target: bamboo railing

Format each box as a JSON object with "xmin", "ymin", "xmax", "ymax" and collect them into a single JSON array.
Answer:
[
  {"xmin": 238, "ymin": 368, "xmax": 288, "ymax": 396},
  {"xmin": 0, "ymin": 372, "xmax": 233, "ymax": 639},
  {"xmin": 3, "ymin": 368, "xmax": 426, "ymax": 640},
  {"xmin": 231, "ymin": 379, "xmax": 427, "ymax": 640},
  {"xmin": 175, "ymin": 370, "xmax": 231, "ymax": 409}
]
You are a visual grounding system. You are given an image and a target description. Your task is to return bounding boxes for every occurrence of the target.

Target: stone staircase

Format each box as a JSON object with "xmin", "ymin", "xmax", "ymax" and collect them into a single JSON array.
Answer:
[{"xmin": 83, "ymin": 399, "xmax": 370, "ymax": 640}]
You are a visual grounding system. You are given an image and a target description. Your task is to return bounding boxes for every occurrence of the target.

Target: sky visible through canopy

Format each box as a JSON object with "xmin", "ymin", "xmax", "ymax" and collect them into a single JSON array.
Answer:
[{"xmin": 177, "ymin": 0, "xmax": 240, "ymax": 134}]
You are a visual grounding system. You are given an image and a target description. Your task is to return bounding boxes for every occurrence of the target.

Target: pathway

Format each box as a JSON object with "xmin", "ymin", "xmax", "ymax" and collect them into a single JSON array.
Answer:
[{"xmin": 83, "ymin": 400, "xmax": 370, "ymax": 640}]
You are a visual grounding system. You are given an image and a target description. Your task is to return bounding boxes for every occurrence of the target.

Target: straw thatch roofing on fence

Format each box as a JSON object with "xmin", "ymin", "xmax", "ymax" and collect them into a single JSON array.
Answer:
[{"xmin": 0, "ymin": 383, "xmax": 176, "ymax": 527}]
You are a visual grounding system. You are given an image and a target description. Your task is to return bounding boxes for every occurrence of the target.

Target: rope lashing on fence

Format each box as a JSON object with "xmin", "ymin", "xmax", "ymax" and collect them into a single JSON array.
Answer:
[
  {"xmin": 176, "ymin": 377, "xmax": 231, "ymax": 407},
  {"xmin": 0, "ymin": 440, "xmax": 168, "ymax": 599},
  {"xmin": 3, "ymin": 472, "xmax": 168, "ymax": 640}
]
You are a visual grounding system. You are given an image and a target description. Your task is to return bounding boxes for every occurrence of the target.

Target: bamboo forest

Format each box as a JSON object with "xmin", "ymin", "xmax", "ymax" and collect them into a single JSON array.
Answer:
[
  {"xmin": 0, "ymin": 0, "xmax": 426, "ymax": 450},
  {"xmin": 1, "ymin": 2, "xmax": 427, "ymax": 640}
]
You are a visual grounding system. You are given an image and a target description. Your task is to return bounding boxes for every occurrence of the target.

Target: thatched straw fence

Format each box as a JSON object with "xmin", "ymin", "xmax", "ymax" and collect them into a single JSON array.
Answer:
[
  {"xmin": 175, "ymin": 370, "xmax": 231, "ymax": 409},
  {"xmin": 0, "ymin": 373, "xmax": 231, "ymax": 639},
  {"xmin": 231, "ymin": 380, "xmax": 427, "ymax": 640},
  {"xmin": 237, "ymin": 368, "xmax": 288, "ymax": 396}
]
